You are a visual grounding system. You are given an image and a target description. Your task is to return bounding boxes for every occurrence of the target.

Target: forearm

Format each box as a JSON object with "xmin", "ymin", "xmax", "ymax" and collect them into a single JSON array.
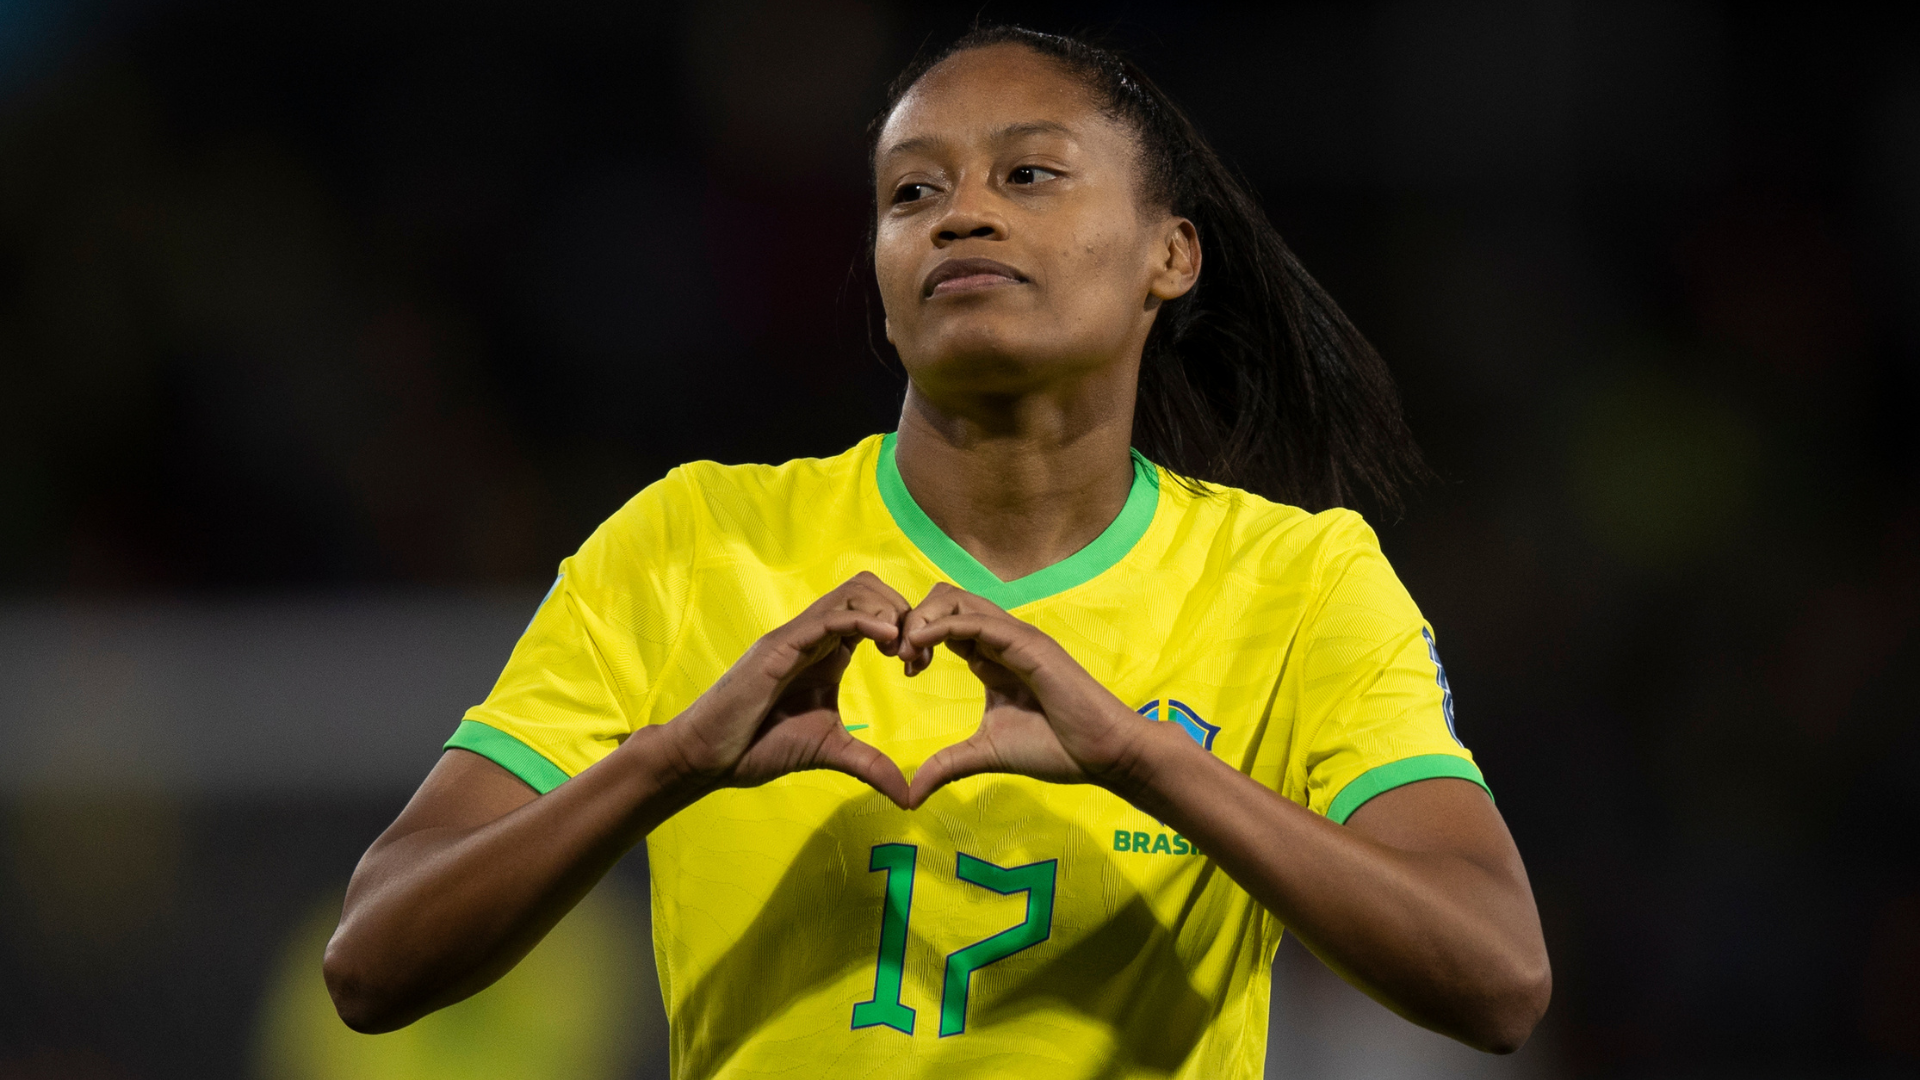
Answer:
[
  {"xmin": 1106, "ymin": 723, "xmax": 1548, "ymax": 1051},
  {"xmin": 325, "ymin": 725, "xmax": 711, "ymax": 1032}
]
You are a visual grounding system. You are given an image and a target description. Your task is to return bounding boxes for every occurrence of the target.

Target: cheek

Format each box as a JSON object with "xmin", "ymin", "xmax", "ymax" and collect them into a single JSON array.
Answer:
[
  {"xmin": 872, "ymin": 225, "xmax": 917, "ymax": 306},
  {"xmin": 1047, "ymin": 228, "xmax": 1146, "ymax": 320},
  {"xmin": 879, "ymin": 219, "xmax": 929, "ymax": 284}
]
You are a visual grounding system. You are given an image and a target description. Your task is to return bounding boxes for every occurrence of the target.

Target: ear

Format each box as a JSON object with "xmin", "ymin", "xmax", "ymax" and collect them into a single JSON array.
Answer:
[{"xmin": 1148, "ymin": 217, "xmax": 1201, "ymax": 302}]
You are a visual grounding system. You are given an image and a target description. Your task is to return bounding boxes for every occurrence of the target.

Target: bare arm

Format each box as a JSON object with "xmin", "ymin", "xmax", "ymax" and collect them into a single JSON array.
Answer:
[
  {"xmin": 904, "ymin": 584, "xmax": 1550, "ymax": 1053},
  {"xmin": 324, "ymin": 573, "xmax": 915, "ymax": 1033},
  {"xmin": 325, "ymin": 736, "xmax": 698, "ymax": 1032},
  {"xmin": 1108, "ymin": 726, "xmax": 1548, "ymax": 1051}
]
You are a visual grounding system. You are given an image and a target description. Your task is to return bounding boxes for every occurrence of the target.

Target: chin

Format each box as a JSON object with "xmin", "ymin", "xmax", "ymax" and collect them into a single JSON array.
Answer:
[{"xmin": 902, "ymin": 328, "xmax": 1062, "ymax": 396}]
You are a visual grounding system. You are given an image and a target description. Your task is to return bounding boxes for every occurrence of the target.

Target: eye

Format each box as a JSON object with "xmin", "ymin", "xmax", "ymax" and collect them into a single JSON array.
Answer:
[
  {"xmin": 892, "ymin": 182, "xmax": 932, "ymax": 205},
  {"xmin": 1008, "ymin": 165, "xmax": 1060, "ymax": 185}
]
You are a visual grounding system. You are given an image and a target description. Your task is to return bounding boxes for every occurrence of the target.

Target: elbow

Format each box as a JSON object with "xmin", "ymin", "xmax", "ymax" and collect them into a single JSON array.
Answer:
[
  {"xmin": 323, "ymin": 930, "xmax": 417, "ymax": 1035},
  {"xmin": 1465, "ymin": 951, "xmax": 1553, "ymax": 1055}
]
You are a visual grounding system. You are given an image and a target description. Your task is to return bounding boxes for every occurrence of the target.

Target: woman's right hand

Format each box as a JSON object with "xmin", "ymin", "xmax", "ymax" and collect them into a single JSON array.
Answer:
[
  {"xmin": 327, "ymin": 571, "xmax": 915, "ymax": 1032},
  {"xmin": 661, "ymin": 571, "xmax": 912, "ymax": 807}
]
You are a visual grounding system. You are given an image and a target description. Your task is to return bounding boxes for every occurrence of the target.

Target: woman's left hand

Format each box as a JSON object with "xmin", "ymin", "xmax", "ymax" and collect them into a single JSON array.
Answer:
[{"xmin": 900, "ymin": 583, "xmax": 1154, "ymax": 807}]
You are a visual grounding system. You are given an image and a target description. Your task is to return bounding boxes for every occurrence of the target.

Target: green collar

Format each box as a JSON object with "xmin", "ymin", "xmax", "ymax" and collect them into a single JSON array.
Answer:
[{"xmin": 875, "ymin": 432, "xmax": 1160, "ymax": 609}]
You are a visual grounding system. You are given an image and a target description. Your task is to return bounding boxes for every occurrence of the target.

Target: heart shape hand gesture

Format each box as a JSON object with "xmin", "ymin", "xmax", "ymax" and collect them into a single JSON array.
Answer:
[
  {"xmin": 898, "ymin": 582, "xmax": 1149, "ymax": 806},
  {"xmin": 664, "ymin": 574, "xmax": 1152, "ymax": 809}
]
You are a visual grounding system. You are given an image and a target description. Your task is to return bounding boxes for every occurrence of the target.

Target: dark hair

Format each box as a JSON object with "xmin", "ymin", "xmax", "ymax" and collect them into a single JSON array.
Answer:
[{"xmin": 868, "ymin": 25, "xmax": 1430, "ymax": 513}]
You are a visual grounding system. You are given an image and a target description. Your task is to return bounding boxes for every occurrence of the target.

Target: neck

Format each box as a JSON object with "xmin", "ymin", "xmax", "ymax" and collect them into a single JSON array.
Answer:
[{"xmin": 892, "ymin": 368, "xmax": 1139, "ymax": 582}]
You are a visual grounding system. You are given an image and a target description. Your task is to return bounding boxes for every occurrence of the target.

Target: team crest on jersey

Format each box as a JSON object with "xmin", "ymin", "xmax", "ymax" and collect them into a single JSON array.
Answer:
[{"xmin": 1136, "ymin": 698, "xmax": 1220, "ymax": 751}]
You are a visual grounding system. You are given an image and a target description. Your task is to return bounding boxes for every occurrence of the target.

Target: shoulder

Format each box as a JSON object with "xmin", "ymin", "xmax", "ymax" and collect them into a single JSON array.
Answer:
[
  {"xmin": 1155, "ymin": 470, "xmax": 1383, "ymax": 592},
  {"xmin": 586, "ymin": 435, "xmax": 884, "ymax": 557},
  {"xmin": 674, "ymin": 435, "xmax": 880, "ymax": 508}
]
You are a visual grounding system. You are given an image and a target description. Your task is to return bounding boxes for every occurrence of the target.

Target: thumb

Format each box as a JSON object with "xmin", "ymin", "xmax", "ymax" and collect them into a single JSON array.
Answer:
[
  {"xmin": 817, "ymin": 730, "xmax": 910, "ymax": 809},
  {"xmin": 906, "ymin": 736, "xmax": 996, "ymax": 810}
]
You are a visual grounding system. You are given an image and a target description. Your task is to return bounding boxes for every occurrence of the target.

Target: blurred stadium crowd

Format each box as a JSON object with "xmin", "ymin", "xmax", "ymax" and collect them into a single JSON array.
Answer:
[{"xmin": 0, "ymin": 1, "xmax": 1915, "ymax": 1077}]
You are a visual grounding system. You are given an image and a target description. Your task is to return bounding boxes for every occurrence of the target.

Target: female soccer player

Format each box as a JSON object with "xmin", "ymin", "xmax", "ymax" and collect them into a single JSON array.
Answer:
[{"xmin": 325, "ymin": 26, "xmax": 1549, "ymax": 1078}]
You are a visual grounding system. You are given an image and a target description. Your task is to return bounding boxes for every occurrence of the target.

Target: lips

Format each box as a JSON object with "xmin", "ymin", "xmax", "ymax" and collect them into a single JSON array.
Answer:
[{"xmin": 922, "ymin": 257, "xmax": 1029, "ymax": 298}]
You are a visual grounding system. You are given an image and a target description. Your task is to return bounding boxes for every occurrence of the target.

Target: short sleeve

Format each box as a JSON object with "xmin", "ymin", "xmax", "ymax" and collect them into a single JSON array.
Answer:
[
  {"xmin": 447, "ymin": 468, "xmax": 700, "ymax": 792},
  {"xmin": 1289, "ymin": 512, "xmax": 1490, "ymax": 824}
]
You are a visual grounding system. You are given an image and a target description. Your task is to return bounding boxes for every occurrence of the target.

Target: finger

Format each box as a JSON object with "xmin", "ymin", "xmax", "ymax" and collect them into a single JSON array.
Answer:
[
  {"xmin": 813, "ymin": 609, "xmax": 901, "ymax": 645},
  {"xmin": 823, "ymin": 572, "xmax": 913, "ymax": 626},
  {"xmin": 832, "ymin": 573, "xmax": 914, "ymax": 658},
  {"xmin": 906, "ymin": 735, "xmax": 999, "ymax": 809},
  {"xmin": 796, "ymin": 574, "xmax": 901, "ymax": 631},
  {"xmin": 919, "ymin": 580, "xmax": 1006, "ymax": 614},
  {"xmin": 904, "ymin": 613, "xmax": 1028, "ymax": 667},
  {"xmin": 900, "ymin": 583, "xmax": 979, "ymax": 676},
  {"xmin": 763, "ymin": 610, "xmax": 899, "ymax": 683},
  {"xmin": 896, "ymin": 591, "xmax": 948, "ymax": 674},
  {"xmin": 835, "ymin": 570, "xmax": 914, "ymax": 614},
  {"xmin": 817, "ymin": 731, "xmax": 911, "ymax": 809}
]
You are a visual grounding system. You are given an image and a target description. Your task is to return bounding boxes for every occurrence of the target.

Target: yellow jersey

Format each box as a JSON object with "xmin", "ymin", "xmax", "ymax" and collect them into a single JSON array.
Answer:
[{"xmin": 449, "ymin": 433, "xmax": 1486, "ymax": 1079}]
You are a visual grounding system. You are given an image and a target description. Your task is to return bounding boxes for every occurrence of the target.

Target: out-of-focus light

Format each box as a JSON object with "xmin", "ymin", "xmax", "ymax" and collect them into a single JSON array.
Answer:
[
  {"xmin": 1568, "ymin": 368, "xmax": 1761, "ymax": 567},
  {"xmin": 254, "ymin": 880, "xmax": 662, "ymax": 1080},
  {"xmin": 5, "ymin": 792, "xmax": 183, "ymax": 968}
]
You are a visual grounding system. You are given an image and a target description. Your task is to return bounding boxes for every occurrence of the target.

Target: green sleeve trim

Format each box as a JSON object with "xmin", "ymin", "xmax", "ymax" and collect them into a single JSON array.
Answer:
[
  {"xmin": 445, "ymin": 720, "xmax": 572, "ymax": 795},
  {"xmin": 1326, "ymin": 754, "xmax": 1492, "ymax": 825}
]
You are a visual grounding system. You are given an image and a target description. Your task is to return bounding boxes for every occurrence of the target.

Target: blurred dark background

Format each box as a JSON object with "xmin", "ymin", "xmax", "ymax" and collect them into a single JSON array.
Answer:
[{"xmin": 2, "ymin": 1, "xmax": 1916, "ymax": 1077}]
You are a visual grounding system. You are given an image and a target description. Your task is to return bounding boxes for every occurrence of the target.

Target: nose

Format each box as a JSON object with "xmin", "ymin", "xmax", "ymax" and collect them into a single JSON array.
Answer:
[{"xmin": 931, "ymin": 176, "xmax": 1007, "ymax": 247}]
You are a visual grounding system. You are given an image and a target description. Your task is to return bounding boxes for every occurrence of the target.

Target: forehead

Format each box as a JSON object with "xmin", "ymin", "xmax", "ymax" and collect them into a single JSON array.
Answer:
[{"xmin": 877, "ymin": 44, "xmax": 1115, "ymax": 159}]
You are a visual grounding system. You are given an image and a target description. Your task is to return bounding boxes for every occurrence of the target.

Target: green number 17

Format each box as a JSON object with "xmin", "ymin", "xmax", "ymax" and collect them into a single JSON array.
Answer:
[{"xmin": 849, "ymin": 844, "xmax": 1057, "ymax": 1038}]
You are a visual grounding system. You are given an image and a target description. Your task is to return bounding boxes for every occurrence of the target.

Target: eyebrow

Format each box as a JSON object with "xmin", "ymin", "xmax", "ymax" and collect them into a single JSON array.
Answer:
[{"xmin": 879, "ymin": 120, "xmax": 1078, "ymax": 164}]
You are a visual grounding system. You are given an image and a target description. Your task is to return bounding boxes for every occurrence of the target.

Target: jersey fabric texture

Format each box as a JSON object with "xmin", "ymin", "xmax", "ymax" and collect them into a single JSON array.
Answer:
[{"xmin": 449, "ymin": 433, "xmax": 1487, "ymax": 1080}]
